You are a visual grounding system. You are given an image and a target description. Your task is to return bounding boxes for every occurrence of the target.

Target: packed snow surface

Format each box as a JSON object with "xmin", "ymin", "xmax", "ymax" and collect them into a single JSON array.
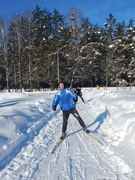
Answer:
[{"xmin": 0, "ymin": 87, "xmax": 135, "ymax": 180}]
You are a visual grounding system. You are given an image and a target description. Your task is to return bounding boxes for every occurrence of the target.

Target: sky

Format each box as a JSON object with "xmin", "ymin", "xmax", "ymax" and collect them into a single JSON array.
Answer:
[
  {"xmin": 0, "ymin": 0, "xmax": 135, "ymax": 27},
  {"xmin": 0, "ymin": 87, "xmax": 135, "ymax": 179}
]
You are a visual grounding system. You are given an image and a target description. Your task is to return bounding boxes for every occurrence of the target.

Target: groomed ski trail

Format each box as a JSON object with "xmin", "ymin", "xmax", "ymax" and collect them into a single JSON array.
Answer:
[{"xmin": 0, "ymin": 90, "xmax": 134, "ymax": 180}]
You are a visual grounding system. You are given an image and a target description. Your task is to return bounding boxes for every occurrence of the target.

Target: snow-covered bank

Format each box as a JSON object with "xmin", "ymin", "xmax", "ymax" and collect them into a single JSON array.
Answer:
[
  {"xmin": 0, "ymin": 91, "xmax": 55, "ymax": 170},
  {"xmin": 0, "ymin": 88, "xmax": 135, "ymax": 179}
]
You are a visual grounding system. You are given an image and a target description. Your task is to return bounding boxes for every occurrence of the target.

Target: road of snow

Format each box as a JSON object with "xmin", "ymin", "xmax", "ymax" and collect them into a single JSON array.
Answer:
[{"xmin": 0, "ymin": 88, "xmax": 135, "ymax": 180}]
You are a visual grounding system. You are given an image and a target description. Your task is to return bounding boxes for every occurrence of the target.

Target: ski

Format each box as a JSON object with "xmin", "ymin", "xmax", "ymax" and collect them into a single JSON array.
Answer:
[
  {"xmin": 51, "ymin": 133, "xmax": 67, "ymax": 154},
  {"xmin": 85, "ymin": 131, "xmax": 103, "ymax": 145},
  {"xmin": 51, "ymin": 139, "xmax": 64, "ymax": 154},
  {"xmin": 51, "ymin": 130, "xmax": 103, "ymax": 154}
]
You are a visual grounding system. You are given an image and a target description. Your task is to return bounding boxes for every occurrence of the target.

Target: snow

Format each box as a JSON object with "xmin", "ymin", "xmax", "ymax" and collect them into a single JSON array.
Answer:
[{"xmin": 0, "ymin": 87, "xmax": 135, "ymax": 180}]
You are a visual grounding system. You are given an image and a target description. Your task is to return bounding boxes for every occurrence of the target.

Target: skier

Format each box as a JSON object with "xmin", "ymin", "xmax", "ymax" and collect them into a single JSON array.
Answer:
[
  {"xmin": 74, "ymin": 87, "xmax": 85, "ymax": 103},
  {"xmin": 52, "ymin": 82, "xmax": 89, "ymax": 140}
]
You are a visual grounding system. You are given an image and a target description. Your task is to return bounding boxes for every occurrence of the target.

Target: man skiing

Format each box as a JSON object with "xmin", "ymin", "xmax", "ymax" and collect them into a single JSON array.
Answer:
[
  {"xmin": 74, "ymin": 87, "xmax": 85, "ymax": 103},
  {"xmin": 52, "ymin": 82, "xmax": 89, "ymax": 140}
]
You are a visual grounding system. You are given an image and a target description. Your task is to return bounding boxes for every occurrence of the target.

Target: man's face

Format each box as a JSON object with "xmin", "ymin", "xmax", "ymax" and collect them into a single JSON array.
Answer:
[{"xmin": 59, "ymin": 83, "xmax": 64, "ymax": 89}]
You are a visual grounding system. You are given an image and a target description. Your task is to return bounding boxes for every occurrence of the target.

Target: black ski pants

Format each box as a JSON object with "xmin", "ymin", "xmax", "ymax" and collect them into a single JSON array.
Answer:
[{"xmin": 62, "ymin": 107, "xmax": 86, "ymax": 133}]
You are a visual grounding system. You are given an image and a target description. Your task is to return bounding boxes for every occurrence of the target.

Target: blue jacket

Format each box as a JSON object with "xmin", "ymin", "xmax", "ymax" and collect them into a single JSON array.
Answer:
[{"xmin": 52, "ymin": 88, "xmax": 78, "ymax": 111}]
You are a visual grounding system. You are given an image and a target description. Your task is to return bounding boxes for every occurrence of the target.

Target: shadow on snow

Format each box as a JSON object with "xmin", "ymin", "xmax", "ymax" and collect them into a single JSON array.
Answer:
[
  {"xmin": 67, "ymin": 108, "xmax": 110, "ymax": 138},
  {"xmin": 87, "ymin": 108, "xmax": 110, "ymax": 133},
  {"xmin": 0, "ymin": 110, "xmax": 60, "ymax": 171}
]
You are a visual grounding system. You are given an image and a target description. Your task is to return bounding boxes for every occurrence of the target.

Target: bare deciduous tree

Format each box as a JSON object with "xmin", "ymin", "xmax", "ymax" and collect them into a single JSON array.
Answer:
[{"xmin": 0, "ymin": 16, "xmax": 10, "ymax": 92}]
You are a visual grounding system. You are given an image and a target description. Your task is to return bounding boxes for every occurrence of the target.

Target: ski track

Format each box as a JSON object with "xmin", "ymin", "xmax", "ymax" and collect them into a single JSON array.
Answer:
[{"xmin": 0, "ymin": 90, "xmax": 135, "ymax": 180}]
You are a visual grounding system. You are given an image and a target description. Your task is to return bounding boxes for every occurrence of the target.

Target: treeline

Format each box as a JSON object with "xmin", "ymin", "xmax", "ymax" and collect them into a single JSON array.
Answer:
[{"xmin": 0, "ymin": 5, "xmax": 135, "ymax": 91}]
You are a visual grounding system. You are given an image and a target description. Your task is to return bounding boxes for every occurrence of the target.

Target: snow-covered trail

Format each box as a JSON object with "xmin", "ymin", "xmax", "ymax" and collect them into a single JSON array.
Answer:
[{"xmin": 0, "ymin": 89, "xmax": 135, "ymax": 180}]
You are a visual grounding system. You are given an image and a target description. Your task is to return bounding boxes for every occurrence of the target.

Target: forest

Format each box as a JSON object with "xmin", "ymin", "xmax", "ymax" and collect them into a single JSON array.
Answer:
[{"xmin": 0, "ymin": 5, "xmax": 135, "ymax": 91}]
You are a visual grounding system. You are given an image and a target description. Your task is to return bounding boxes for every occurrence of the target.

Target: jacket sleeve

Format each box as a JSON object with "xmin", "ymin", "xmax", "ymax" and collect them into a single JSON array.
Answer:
[
  {"xmin": 68, "ymin": 89, "xmax": 78, "ymax": 99},
  {"xmin": 52, "ymin": 94, "xmax": 59, "ymax": 108}
]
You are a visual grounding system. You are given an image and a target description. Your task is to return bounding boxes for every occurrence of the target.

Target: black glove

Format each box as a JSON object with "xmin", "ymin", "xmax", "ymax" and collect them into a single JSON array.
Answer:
[
  {"xmin": 73, "ymin": 98, "xmax": 78, "ymax": 102},
  {"xmin": 52, "ymin": 106, "xmax": 56, "ymax": 111}
]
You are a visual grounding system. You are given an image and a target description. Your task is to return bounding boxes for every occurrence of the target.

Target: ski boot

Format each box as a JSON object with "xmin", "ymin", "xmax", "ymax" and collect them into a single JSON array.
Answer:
[
  {"xmin": 83, "ymin": 127, "xmax": 90, "ymax": 134},
  {"xmin": 60, "ymin": 132, "xmax": 66, "ymax": 140}
]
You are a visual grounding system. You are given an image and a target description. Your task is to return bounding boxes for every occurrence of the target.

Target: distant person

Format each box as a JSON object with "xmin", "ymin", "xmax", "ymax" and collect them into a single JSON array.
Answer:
[
  {"xmin": 52, "ymin": 82, "xmax": 89, "ymax": 140},
  {"xmin": 74, "ymin": 87, "xmax": 85, "ymax": 103},
  {"xmin": 96, "ymin": 85, "xmax": 100, "ymax": 90}
]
